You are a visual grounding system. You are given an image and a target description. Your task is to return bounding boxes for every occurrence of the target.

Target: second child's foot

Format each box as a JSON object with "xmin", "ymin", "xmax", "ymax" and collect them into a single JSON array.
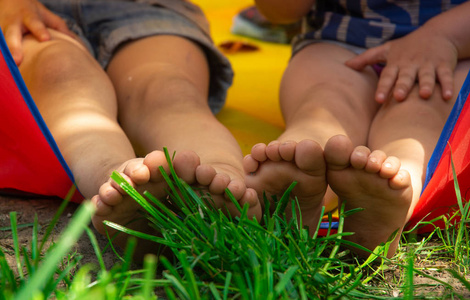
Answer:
[
  {"xmin": 243, "ymin": 140, "xmax": 327, "ymax": 230},
  {"xmin": 324, "ymin": 135, "xmax": 413, "ymax": 258}
]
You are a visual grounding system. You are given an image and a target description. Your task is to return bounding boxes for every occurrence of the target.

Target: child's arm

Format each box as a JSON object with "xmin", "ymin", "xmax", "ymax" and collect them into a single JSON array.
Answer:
[
  {"xmin": 0, "ymin": 0, "xmax": 73, "ymax": 65},
  {"xmin": 254, "ymin": 0, "xmax": 315, "ymax": 24},
  {"xmin": 346, "ymin": 1, "xmax": 470, "ymax": 103}
]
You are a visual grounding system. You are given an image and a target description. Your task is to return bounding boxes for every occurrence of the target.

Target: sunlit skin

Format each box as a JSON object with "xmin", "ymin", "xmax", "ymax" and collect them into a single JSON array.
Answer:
[
  {"xmin": 2, "ymin": 0, "xmax": 262, "ymax": 257},
  {"xmin": 248, "ymin": 0, "xmax": 470, "ymax": 258}
]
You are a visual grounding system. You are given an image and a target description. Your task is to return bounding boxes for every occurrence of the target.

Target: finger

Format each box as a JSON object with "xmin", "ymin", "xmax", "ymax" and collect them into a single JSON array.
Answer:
[
  {"xmin": 393, "ymin": 65, "xmax": 418, "ymax": 101},
  {"xmin": 23, "ymin": 15, "xmax": 50, "ymax": 41},
  {"xmin": 436, "ymin": 65, "xmax": 454, "ymax": 100},
  {"xmin": 41, "ymin": 8, "xmax": 75, "ymax": 37},
  {"xmin": 3, "ymin": 25, "xmax": 24, "ymax": 65},
  {"xmin": 417, "ymin": 64, "xmax": 436, "ymax": 99},
  {"xmin": 375, "ymin": 65, "xmax": 398, "ymax": 103},
  {"xmin": 345, "ymin": 45, "xmax": 387, "ymax": 70}
]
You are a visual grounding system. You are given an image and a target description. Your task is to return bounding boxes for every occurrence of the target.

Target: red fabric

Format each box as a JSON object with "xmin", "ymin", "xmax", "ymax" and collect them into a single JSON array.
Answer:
[{"xmin": 407, "ymin": 93, "xmax": 470, "ymax": 232}]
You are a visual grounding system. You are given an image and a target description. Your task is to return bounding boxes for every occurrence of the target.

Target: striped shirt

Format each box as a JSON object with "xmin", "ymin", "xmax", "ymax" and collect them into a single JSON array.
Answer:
[{"xmin": 301, "ymin": 0, "xmax": 467, "ymax": 48}]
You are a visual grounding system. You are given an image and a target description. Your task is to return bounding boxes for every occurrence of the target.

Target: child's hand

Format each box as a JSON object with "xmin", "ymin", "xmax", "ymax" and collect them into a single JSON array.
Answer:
[
  {"xmin": 0, "ymin": 0, "xmax": 74, "ymax": 65},
  {"xmin": 345, "ymin": 28, "xmax": 458, "ymax": 103}
]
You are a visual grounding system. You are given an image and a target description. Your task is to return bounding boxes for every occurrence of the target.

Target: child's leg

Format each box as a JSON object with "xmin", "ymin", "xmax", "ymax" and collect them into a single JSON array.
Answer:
[
  {"xmin": 19, "ymin": 31, "xmax": 136, "ymax": 199},
  {"xmin": 93, "ymin": 35, "xmax": 261, "ymax": 232},
  {"xmin": 244, "ymin": 43, "xmax": 380, "ymax": 228},
  {"xmin": 18, "ymin": 32, "xmax": 167, "ymax": 249},
  {"xmin": 326, "ymin": 60, "xmax": 470, "ymax": 257}
]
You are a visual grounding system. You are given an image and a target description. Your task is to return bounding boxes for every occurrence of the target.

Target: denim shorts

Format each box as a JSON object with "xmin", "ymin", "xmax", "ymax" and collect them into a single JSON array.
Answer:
[{"xmin": 39, "ymin": 0, "xmax": 233, "ymax": 114}]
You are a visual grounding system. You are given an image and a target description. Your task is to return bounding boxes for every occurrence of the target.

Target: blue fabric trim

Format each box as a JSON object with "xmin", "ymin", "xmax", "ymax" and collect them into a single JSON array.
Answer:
[
  {"xmin": 422, "ymin": 70, "xmax": 470, "ymax": 192},
  {"xmin": 0, "ymin": 31, "xmax": 76, "ymax": 184},
  {"xmin": 320, "ymin": 221, "xmax": 339, "ymax": 229}
]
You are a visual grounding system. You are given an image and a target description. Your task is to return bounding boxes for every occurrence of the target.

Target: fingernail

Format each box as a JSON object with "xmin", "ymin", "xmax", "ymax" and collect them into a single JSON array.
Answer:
[
  {"xmin": 444, "ymin": 90, "xmax": 452, "ymax": 99},
  {"xmin": 376, "ymin": 93, "xmax": 385, "ymax": 103}
]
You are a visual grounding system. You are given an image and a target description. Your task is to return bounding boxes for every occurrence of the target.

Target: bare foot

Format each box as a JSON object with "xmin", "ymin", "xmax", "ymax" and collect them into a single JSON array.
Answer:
[
  {"xmin": 324, "ymin": 135, "xmax": 413, "ymax": 258},
  {"xmin": 172, "ymin": 150, "xmax": 262, "ymax": 220},
  {"xmin": 91, "ymin": 150, "xmax": 262, "ymax": 254},
  {"xmin": 243, "ymin": 139, "xmax": 327, "ymax": 230},
  {"xmin": 91, "ymin": 150, "xmax": 171, "ymax": 255}
]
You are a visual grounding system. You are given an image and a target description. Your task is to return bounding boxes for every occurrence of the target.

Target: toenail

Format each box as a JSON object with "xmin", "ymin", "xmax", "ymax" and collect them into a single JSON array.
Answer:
[
  {"xmin": 355, "ymin": 151, "xmax": 366, "ymax": 157},
  {"xmin": 369, "ymin": 157, "xmax": 377, "ymax": 164},
  {"xmin": 383, "ymin": 162, "xmax": 392, "ymax": 169}
]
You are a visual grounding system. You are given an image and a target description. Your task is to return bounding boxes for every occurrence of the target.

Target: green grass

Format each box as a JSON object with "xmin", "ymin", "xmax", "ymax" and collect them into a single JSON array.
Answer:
[{"xmin": 1, "ymin": 149, "xmax": 469, "ymax": 299}]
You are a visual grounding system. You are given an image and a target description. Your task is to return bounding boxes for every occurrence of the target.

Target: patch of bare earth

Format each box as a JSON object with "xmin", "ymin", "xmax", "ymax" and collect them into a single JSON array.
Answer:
[
  {"xmin": 0, "ymin": 196, "xmax": 121, "ymax": 276},
  {"xmin": 1, "ymin": 195, "xmax": 468, "ymax": 298},
  {"xmin": 369, "ymin": 240, "xmax": 470, "ymax": 299}
]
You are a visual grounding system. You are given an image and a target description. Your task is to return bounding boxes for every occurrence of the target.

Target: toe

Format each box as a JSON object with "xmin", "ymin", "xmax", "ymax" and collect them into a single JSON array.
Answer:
[
  {"xmin": 350, "ymin": 146, "xmax": 370, "ymax": 169},
  {"xmin": 389, "ymin": 169, "xmax": 411, "ymax": 190},
  {"xmin": 174, "ymin": 151, "xmax": 200, "ymax": 184},
  {"xmin": 124, "ymin": 160, "xmax": 150, "ymax": 185},
  {"xmin": 380, "ymin": 156, "xmax": 401, "ymax": 178},
  {"xmin": 209, "ymin": 173, "xmax": 230, "ymax": 195},
  {"xmin": 144, "ymin": 151, "xmax": 170, "ymax": 180},
  {"xmin": 195, "ymin": 164, "xmax": 217, "ymax": 186},
  {"xmin": 109, "ymin": 173, "xmax": 134, "ymax": 197},
  {"xmin": 240, "ymin": 188, "xmax": 262, "ymax": 220},
  {"xmin": 251, "ymin": 143, "xmax": 268, "ymax": 162},
  {"xmin": 243, "ymin": 155, "xmax": 260, "ymax": 174},
  {"xmin": 295, "ymin": 139, "xmax": 325, "ymax": 172},
  {"xmin": 99, "ymin": 181, "xmax": 122, "ymax": 203},
  {"xmin": 365, "ymin": 150, "xmax": 387, "ymax": 173},
  {"xmin": 226, "ymin": 178, "xmax": 247, "ymax": 200},
  {"xmin": 91, "ymin": 195, "xmax": 114, "ymax": 217},
  {"xmin": 266, "ymin": 141, "xmax": 282, "ymax": 161},
  {"xmin": 324, "ymin": 135, "xmax": 354, "ymax": 170},
  {"xmin": 279, "ymin": 141, "xmax": 296, "ymax": 161}
]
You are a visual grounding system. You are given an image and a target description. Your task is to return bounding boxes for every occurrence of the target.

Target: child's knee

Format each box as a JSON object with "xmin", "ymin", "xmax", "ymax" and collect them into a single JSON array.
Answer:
[{"xmin": 20, "ymin": 35, "xmax": 99, "ymax": 85}]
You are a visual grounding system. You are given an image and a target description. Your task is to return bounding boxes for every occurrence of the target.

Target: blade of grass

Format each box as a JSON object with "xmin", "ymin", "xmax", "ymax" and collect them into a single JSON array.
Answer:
[
  {"xmin": 0, "ymin": 247, "xmax": 17, "ymax": 292},
  {"xmin": 84, "ymin": 227, "xmax": 106, "ymax": 271},
  {"xmin": 116, "ymin": 237, "xmax": 137, "ymax": 299},
  {"xmin": 160, "ymin": 256, "xmax": 191, "ymax": 300},
  {"xmin": 403, "ymin": 250, "xmax": 415, "ymax": 300},
  {"xmin": 274, "ymin": 266, "xmax": 299, "ymax": 295},
  {"xmin": 39, "ymin": 187, "xmax": 74, "ymax": 253},
  {"xmin": 9, "ymin": 212, "xmax": 24, "ymax": 279},
  {"xmin": 14, "ymin": 201, "xmax": 95, "ymax": 300},
  {"xmin": 141, "ymin": 254, "xmax": 158, "ymax": 300},
  {"xmin": 103, "ymin": 221, "xmax": 184, "ymax": 248},
  {"xmin": 31, "ymin": 214, "xmax": 39, "ymax": 264},
  {"xmin": 447, "ymin": 269, "xmax": 470, "ymax": 291},
  {"xmin": 110, "ymin": 171, "xmax": 160, "ymax": 218},
  {"xmin": 46, "ymin": 256, "xmax": 81, "ymax": 298},
  {"xmin": 272, "ymin": 182, "xmax": 297, "ymax": 219}
]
